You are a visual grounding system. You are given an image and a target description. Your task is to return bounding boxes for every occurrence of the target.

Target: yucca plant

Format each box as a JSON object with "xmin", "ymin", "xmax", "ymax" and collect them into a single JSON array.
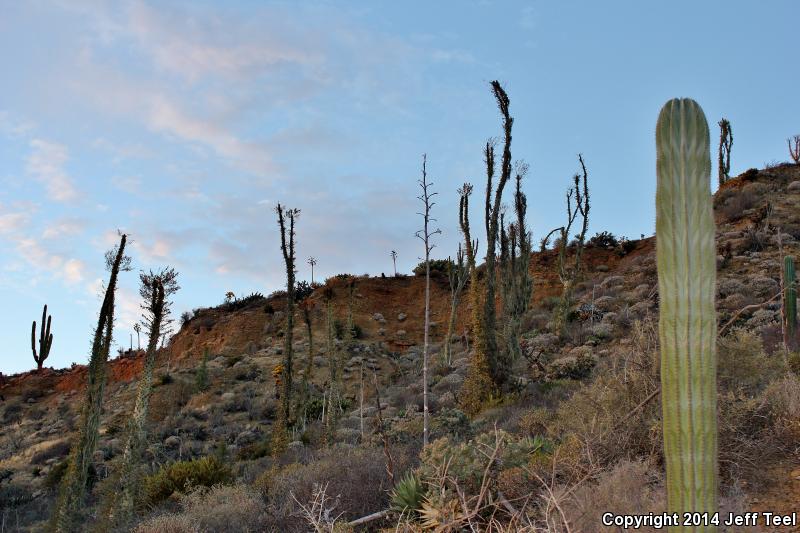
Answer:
[{"xmin": 656, "ymin": 98, "xmax": 718, "ymax": 530}]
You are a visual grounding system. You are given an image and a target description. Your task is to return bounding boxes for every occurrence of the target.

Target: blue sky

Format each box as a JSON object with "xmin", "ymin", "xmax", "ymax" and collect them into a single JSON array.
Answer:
[{"xmin": 1, "ymin": 0, "xmax": 797, "ymax": 374}]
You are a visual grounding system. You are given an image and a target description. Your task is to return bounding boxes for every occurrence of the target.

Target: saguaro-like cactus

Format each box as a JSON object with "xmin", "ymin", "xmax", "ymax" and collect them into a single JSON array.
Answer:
[
  {"xmin": 31, "ymin": 304, "xmax": 53, "ymax": 371},
  {"xmin": 783, "ymin": 256, "xmax": 797, "ymax": 349},
  {"xmin": 656, "ymin": 98, "xmax": 718, "ymax": 529}
]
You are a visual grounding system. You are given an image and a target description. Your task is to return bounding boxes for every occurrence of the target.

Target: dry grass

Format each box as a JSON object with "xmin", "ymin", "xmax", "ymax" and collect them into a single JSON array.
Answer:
[{"xmin": 134, "ymin": 484, "xmax": 265, "ymax": 533}]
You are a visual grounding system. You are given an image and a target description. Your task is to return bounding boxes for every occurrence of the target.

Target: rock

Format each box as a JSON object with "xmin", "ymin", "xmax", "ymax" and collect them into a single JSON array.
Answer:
[
  {"xmin": 164, "ymin": 435, "xmax": 181, "ymax": 448},
  {"xmin": 396, "ymin": 330, "xmax": 407, "ymax": 338},
  {"xmin": 287, "ymin": 441, "xmax": 304, "ymax": 450},
  {"xmin": 372, "ymin": 312, "xmax": 386, "ymax": 322},
  {"xmin": 377, "ymin": 327, "xmax": 386, "ymax": 336},
  {"xmin": 787, "ymin": 180, "xmax": 800, "ymax": 192},
  {"xmin": 397, "ymin": 313, "xmax": 407, "ymax": 322}
]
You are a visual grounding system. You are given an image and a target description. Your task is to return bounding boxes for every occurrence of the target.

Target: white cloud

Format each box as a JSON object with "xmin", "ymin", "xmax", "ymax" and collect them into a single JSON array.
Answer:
[
  {"xmin": 26, "ymin": 139, "xmax": 79, "ymax": 202},
  {"xmin": 126, "ymin": 0, "xmax": 318, "ymax": 82},
  {"xmin": 147, "ymin": 95, "xmax": 274, "ymax": 176},
  {"xmin": 14, "ymin": 238, "xmax": 86, "ymax": 285},
  {"xmin": 0, "ymin": 211, "xmax": 28, "ymax": 234},
  {"xmin": 110, "ymin": 175, "xmax": 142, "ymax": 194},
  {"xmin": 42, "ymin": 217, "xmax": 86, "ymax": 239}
]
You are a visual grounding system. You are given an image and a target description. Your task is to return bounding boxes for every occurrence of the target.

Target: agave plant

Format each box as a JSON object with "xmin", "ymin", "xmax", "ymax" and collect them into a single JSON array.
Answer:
[{"xmin": 391, "ymin": 472, "xmax": 425, "ymax": 516}]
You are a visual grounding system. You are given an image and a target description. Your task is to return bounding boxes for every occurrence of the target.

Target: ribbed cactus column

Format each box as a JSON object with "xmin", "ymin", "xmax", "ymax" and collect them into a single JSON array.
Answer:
[
  {"xmin": 656, "ymin": 98, "xmax": 718, "ymax": 531},
  {"xmin": 784, "ymin": 256, "xmax": 797, "ymax": 348}
]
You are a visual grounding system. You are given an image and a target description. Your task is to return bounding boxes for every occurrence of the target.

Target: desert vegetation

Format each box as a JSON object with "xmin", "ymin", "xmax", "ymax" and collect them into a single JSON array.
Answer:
[{"xmin": 1, "ymin": 79, "xmax": 799, "ymax": 533}]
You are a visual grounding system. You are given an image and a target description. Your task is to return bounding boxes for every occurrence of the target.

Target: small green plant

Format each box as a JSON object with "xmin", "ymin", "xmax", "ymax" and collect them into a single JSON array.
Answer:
[
  {"xmin": 391, "ymin": 472, "xmax": 425, "ymax": 516},
  {"xmin": 195, "ymin": 348, "xmax": 210, "ymax": 392},
  {"xmin": 333, "ymin": 319, "xmax": 362, "ymax": 340},
  {"xmin": 141, "ymin": 455, "xmax": 232, "ymax": 506},
  {"xmin": 783, "ymin": 256, "xmax": 797, "ymax": 350}
]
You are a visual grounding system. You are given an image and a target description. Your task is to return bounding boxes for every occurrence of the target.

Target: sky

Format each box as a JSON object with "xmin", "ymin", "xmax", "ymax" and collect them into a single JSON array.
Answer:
[{"xmin": 1, "ymin": 0, "xmax": 797, "ymax": 374}]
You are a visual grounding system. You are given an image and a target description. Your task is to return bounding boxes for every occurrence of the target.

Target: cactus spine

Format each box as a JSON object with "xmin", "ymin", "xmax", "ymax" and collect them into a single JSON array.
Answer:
[
  {"xmin": 656, "ymin": 98, "xmax": 718, "ymax": 530},
  {"xmin": 783, "ymin": 256, "xmax": 797, "ymax": 349},
  {"xmin": 31, "ymin": 304, "xmax": 53, "ymax": 371}
]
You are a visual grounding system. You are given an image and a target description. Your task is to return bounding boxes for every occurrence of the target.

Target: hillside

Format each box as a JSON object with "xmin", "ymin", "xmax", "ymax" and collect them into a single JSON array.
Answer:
[{"xmin": 1, "ymin": 163, "xmax": 799, "ymax": 532}]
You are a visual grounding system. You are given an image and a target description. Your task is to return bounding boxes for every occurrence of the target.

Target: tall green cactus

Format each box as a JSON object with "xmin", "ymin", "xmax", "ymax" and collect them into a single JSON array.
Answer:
[
  {"xmin": 784, "ymin": 256, "xmax": 797, "ymax": 348},
  {"xmin": 656, "ymin": 98, "xmax": 718, "ymax": 530},
  {"xmin": 31, "ymin": 304, "xmax": 53, "ymax": 371}
]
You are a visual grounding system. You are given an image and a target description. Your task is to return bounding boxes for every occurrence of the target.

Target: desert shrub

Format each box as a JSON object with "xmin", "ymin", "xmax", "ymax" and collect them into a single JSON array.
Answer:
[
  {"xmin": 418, "ymin": 430, "xmax": 551, "ymax": 499},
  {"xmin": 135, "ymin": 484, "xmax": 265, "ymax": 533},
  {"xmin": 546, "ymin": 346, "xmax": 661, "ymax": 481},
  {"xmin": 258, "ymin": 447, "xmax": 395, "ymax": 531},
  {"xmin": 29, "ymin": 439, "xmax": 71, "ymax": 465},
  {"xmin": 539, "ymin": 295, "xmax": 562, "ymax": 311},
  {"xmin": 44, "ymin": 459, "xmax": 69, "ymax": 490},
  {"xmin": 430, "ymin": 408, "xmax": 471, "ymax": 441},
  {"xmin": 236, "ymin": 441, "xmax": 271, "ymax": 461},
  {"xmin": 180, "ymin": 311, "xmax": 193, "ymax": 327},
  {"xmin": 718, "ymin": 329, "xmax": 785, "ymax": 393},
  {"xmin": 787, "ymin": 351, "xmax": 800, "ymax": 375},
  {"xmin": 559, "ymin": 459, "xmax": 665, "ymax": 533},
  {"xmin": 719, "ymin": 186, "xmax": 759, "ymax": 222},
  {"xmin": 588, "ymin": 231, "xmax": 619, "ymax": 249},
  {"xmin": 2, "ymin": 400, "xmax": 23, "ymax": 424},
  {"xmin": 295, "ymin": 280, "xmax": 314, "ymax": 301},
  {"xmin": 333, "ymin": 319, "xmax": 363, "ymax": 340},
  {"xmin": 413, "ymin": 258, "xmax": 453, "ymax": 276},
  {"xmin": 142, "ymin": 455, "xmax": 233, "ymax": 507},
  {"xmin": 548, "ymin": 353, "xmax": 596, "ymax": 380},
  {"xmin": 617, "ymin": 237, "xmax": 637, "ymax": 256},
  {"xmin": 134, "ymin": 514, "xmax": 198, "ymax": 533}
]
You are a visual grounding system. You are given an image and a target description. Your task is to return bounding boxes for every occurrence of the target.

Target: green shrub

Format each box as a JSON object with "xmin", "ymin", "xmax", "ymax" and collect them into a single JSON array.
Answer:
[
  {"xmin": 195, "ymin": 349, "xmax": 210, "ymax": 392},
  {"xmin": 44, "ymin": 460, "xmax": 69, "ymax": 490},
  {"xmin": 333, "ymin": 319, "xmax": 363, "ymax": 340},
  {"xmin": 413, "ymin": 258, "xmax": 453, "ymax": 276},
  {"xmin": 391, "ymin": 472, "xmax": 424, "ymax": 515},
  {"xmin": 142, "ymin": 455, "xmax": 232, "ymax": 506},
  {"xmin": 236, "ymin": 441, "xmax": 271, "ymax": 461},
  {"xmin": 418, "ymin": 430, "xmax": 551, "ymax": 497}
]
